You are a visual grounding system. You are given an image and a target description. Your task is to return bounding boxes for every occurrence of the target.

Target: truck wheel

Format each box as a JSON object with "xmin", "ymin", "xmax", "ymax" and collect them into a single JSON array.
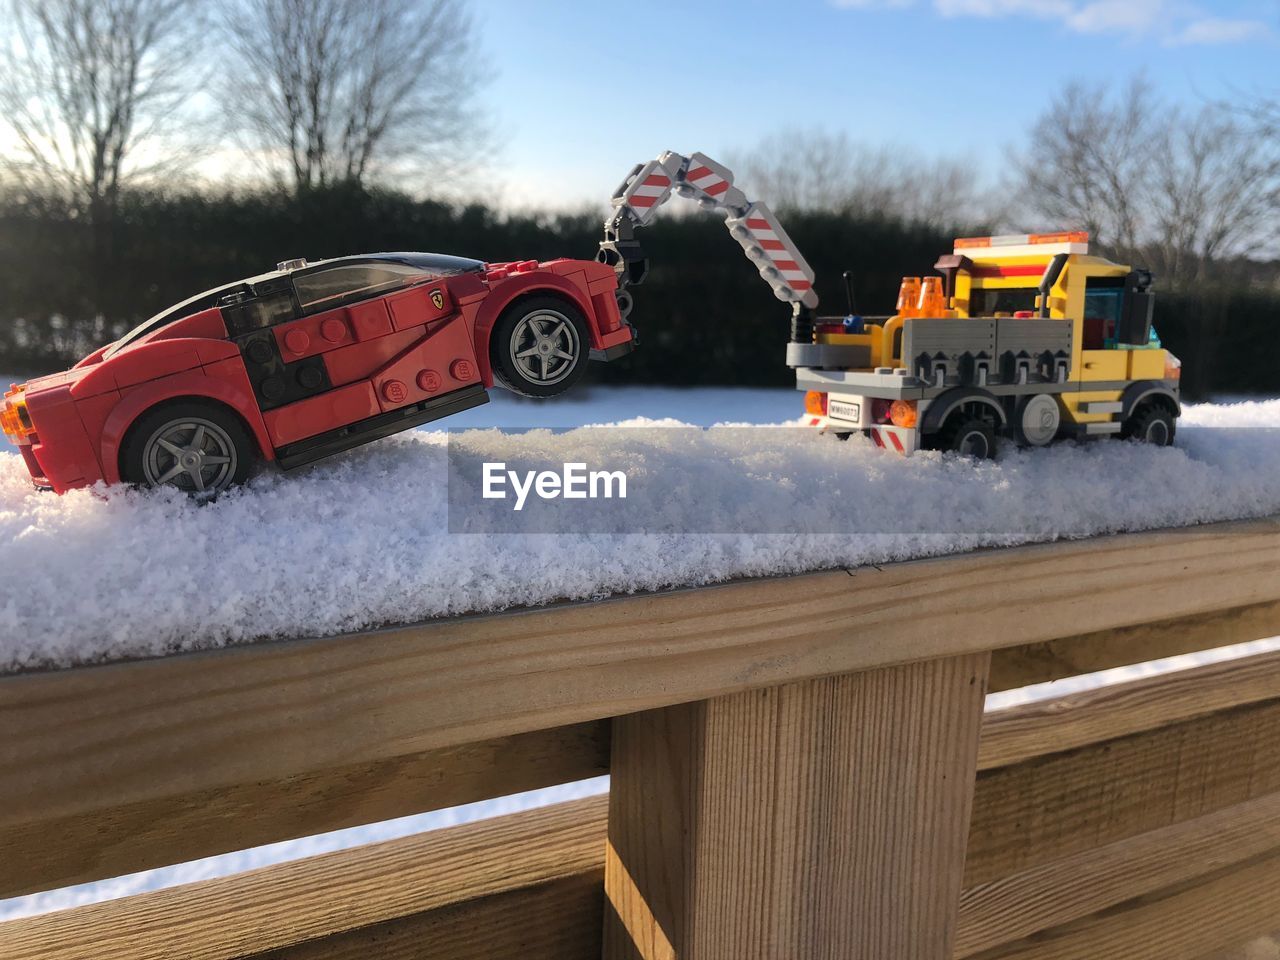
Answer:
[
  {"xmin": 1122, "ymin": 403, "xmax": 1176, "ymax": 446},
  {"xmin": 122, "ymin": 401, "xmax": 256, "ymax": 497},
  {"xmin": 490, "ymin": 295, "xmax": 590, "ymax": 398},
  {"xmin": 935, "ymin": 415, "xmax": 997, "ymax": 459},
  {"xmin": 1013, "ymin": 394, "xmax": 1061, "ymax": 447}
]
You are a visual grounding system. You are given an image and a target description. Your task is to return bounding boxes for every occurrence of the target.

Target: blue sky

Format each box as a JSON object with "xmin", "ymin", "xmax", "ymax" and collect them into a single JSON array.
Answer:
[{"xmin": 469, "ymin": 0, "xmax": 1280, "ymax": 209}]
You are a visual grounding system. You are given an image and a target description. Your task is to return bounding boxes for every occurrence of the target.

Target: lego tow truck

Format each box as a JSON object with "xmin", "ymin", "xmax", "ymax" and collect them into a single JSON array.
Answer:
[
  {"xmin": 598, "ymin": 152, "xmax": 1181, "ymax": 458},
  {"xmin": 789, "ymin": 232, "xmax": 1181, "ymax": 457}
]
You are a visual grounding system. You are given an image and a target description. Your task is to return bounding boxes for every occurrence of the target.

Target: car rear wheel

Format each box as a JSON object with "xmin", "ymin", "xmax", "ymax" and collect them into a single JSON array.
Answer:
[
  {"xmin": 490, "ymin": 295, "xmax": 590, "ymax": 398},
  {"xmin": 122, "ymin": 401, "xmax": 255, "ymax": 497}
]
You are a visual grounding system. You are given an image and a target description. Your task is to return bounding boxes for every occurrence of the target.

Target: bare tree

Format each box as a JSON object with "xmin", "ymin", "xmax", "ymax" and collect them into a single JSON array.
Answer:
[
  {"xmin": 221, "ymin": 0, "xmax": 485, "ymax": 192},
  {"xmin": 730, "ymin": 128, "xmax": 991, "ymax": 231},
  {"xmin": 0, "ymin": 0, "xmax": 203, "ymax": 217},
  {"xmin": 1148, "ymin": 109, "xmax": 1280, "ymax": 285},
  {"xmin": 1016, "ymin": 77, "xmax": 1160, "ymax": 263},
  {"xmin": 1015, "ymin": 77, "xmax": 1280, "ymax": 287}
]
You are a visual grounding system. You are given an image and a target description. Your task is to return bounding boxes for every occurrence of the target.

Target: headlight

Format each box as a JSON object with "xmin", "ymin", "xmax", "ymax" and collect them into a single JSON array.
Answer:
[{"xmin": 1, "ymin": 385, "xmax": 35, "ymax": 443}]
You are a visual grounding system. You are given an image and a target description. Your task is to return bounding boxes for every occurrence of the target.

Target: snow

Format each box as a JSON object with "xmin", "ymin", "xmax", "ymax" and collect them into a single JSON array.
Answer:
[
  {"xmin": 1, "ymin": 385, "xmax": 1278, "ymax": 922},
  {"xmin": 1, "ymin": 387, "xmax": 1278, "ymax": 673}
]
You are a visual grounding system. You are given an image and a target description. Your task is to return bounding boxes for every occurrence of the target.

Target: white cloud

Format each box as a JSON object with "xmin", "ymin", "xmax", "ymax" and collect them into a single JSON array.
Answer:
[
  {"xmin": 831, "ymin": 0, "xmax": 1267, "ymax": 44},
  {"xmin": 1166, "ymin": 16, "xmax": 1270, "ymax": 44},
  {"xmin": 934, "ymin": 0, "xmax": 1071, "ymax": 19},
  {"xmin": 1064, "ymin": 0, "xmax": 1167, "ymax": 33},
  {"xmin": 829, "ymin": 0, "xmax": 916, "ymax": 7}
]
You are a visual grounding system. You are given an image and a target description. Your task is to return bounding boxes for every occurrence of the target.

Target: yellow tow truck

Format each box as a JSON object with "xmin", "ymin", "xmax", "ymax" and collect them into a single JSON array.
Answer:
[{"xmin": 790, "ymin": 231, "xmax": 1181, "ymax": 457}]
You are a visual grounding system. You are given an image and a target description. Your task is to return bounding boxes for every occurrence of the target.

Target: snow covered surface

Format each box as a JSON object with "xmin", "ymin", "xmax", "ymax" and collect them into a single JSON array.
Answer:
[
  {"xmin": 1, "ymin": 387, "xmax": 1279, "ymax": 672},
  {"xmin": 2, "ymin": 385, "xmax": 1279, "ymax": 922}
]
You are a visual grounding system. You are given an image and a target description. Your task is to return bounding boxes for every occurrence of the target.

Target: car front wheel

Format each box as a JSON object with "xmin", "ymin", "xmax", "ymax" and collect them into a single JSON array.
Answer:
[
  {"xmin": 490, "ymin": 295, "xmax": 590, "ymax": 398},
  {"xmin": 122, "ymin": 401, "xmax": 256, "ymax": 497}
]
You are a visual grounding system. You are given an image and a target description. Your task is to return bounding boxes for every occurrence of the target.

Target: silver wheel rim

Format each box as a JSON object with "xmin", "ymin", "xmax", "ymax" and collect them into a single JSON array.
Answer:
[
  {"xmin": 1146, "ymin": 419, "xmax": 1170, "ymax": 445},
  {"xmin": 142, "ymin": 417, "xmax": 237, "ymax": 494},
  {"xmin": 511, "ymin": 309, "xmax": 580, "ymax": 386},
  {"xmin": 1021, "ymin": 395, "xmax": 1060, "ymax": 446},
  {"xmin": 958, "ymin": 429, "xmax": 990, "ymax": 458}
]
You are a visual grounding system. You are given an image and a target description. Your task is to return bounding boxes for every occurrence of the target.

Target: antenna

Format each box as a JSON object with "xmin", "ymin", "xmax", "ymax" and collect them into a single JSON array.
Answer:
[{"xmin": 843, "ymin": 271, "xmax": 859, "ymax": 316}]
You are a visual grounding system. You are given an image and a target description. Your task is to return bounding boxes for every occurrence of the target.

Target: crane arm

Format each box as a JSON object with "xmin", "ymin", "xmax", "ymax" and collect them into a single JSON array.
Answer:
[{"xmin": 597, "ymin": 151, "xmax": 819, "ymax": 322}]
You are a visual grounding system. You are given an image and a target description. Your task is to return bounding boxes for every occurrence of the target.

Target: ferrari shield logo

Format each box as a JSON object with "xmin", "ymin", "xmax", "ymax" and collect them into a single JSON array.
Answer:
[{"xmin": 430, "ymin": 289, "xmax": 445, "ymax": 310}]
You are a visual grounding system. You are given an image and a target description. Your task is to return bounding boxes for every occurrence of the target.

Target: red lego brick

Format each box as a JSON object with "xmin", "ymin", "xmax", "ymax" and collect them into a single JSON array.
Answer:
[
  {"xmin": 347, "ymin": 299, "xmax": 394, "ymax": 340},
  {"xmin": 323, "ymin": 326, "xmax": 425, "ymax": 387},
  {"xmin": 386, "ymin": 284, "xmax": 454, "ymax": 332},
  {"xmin": 156, "ymin": 308, "xmax": 227, "ymax": 342},
  {"xmin": 372, "ymin": 314, "xmax": 478, "ymax": 413},
  {"xmin": 263, "ymin": 380, "xmax": 381, "ymax": 448},
  {"xmin": 273, "ymin": 307, "xmax": 358, "ymax": 363},
  {"xmin": 591, "ymin": 291, "xmax": 623, "ymax": 335}
]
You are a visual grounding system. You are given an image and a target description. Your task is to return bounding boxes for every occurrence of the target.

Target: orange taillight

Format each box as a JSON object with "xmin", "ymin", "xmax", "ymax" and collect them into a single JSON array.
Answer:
[
  {"xmin": 889, "ymin": 399, "xmax": 918, "ymax": 428},
  {"xmin": 804, "ymin": 390, "xmax": 828, "ymax": 416},
  {"xmin": 1, "ymin": 386, "xmax": 35, "ymax": 443}
]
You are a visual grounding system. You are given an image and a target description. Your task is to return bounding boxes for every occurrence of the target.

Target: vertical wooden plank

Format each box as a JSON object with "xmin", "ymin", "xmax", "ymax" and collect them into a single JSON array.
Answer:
[{"xmin": 604, "ymin": 652, "xmax": 990, "ymax": 960}]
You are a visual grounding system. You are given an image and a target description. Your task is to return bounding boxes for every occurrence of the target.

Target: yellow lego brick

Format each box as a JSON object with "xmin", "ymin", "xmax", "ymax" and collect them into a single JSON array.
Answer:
[
  {"xmin": 1129, "ymin": 349, "xmax": 1166, "ymax": 380},
  {"xmin": 1064, "ymin": 390, "xmax": 1125, "ymax": 424},
  {"xmin": 1078, "ymin": 350, "xmax": 1129, "ymax": 382},
  {"xmin": 816, "ymin": 332, "xmax": 874, "ymax": 346}
]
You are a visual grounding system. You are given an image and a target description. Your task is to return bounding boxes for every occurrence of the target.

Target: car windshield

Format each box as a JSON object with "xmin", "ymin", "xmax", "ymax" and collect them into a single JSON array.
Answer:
[
  {"xmin": 293, "ymin": 253, "xmax": 484, "ymax": 313},
  {"xmin": 102, "ymin": 253, "xmax": 483, "ymax": 357}
]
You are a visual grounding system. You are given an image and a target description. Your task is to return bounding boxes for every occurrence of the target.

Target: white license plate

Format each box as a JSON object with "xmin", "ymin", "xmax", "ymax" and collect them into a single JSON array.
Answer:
[{"xmin": 827, "ymin": 400, "xmax": 861, "ymax": 423}]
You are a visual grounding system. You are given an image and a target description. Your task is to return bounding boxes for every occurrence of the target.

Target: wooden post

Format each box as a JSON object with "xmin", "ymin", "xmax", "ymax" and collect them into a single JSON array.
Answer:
[{"xmin": 604, "ymin": 653, "xmax": 990, "ymax": 960}]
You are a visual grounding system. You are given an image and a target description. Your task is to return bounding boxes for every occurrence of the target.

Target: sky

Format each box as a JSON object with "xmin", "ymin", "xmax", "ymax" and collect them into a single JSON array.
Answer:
[{"xmin": 468, "ymin": 0, "xmax": 1280, "ymax": 210}]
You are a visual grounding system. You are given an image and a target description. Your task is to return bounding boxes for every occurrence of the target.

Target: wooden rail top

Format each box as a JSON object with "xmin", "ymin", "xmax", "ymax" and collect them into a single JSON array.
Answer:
[
  {"xmin": 4, "ymin": 514, "xmax": 1280, "ymax": 824},
  {"xmin": 4, "ymin": 513, "xmax": 1280, "ymax": 960}
]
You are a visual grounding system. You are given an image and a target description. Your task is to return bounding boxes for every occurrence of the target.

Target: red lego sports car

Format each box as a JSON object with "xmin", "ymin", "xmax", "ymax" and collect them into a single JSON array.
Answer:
[{"xmin": 2, "ymin": 252, "xmax": 635, "ymax": 495}]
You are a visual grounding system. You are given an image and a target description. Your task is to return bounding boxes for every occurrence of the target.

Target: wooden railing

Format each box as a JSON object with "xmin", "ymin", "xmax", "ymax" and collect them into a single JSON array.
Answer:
[{"xmin": 3, "ymin": 514, "xmax": 1280, "ymax": 959}]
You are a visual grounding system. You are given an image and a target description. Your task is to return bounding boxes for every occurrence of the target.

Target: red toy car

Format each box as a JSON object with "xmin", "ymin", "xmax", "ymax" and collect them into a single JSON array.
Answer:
[{"xmin": 2, "ymin": 253, "xmax": 635, "ymax": 495}]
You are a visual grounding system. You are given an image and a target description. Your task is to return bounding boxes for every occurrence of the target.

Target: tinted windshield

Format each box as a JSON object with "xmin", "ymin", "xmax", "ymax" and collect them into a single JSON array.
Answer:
[
  {"xmin": 295, "ymin": 263, "xmax": 434, "ymax": 312},
  {"xmin": 293, "ymin": 254, "xmax": 483, "ymax": 313}
]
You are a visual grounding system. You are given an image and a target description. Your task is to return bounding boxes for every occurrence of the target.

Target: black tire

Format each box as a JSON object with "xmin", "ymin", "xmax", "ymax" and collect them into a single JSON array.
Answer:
[
  {"xmin": 933, "ymin": 414, "xmax": 998, "ymax": 459},
  {"xmin": 490, "ymin": 295, "xmax": 590, "ymax": 398},
  {"xmin": 121, "ymin": 400, "xmax": 256, "ymax": 496},
  {"xmin": 1121, "ymin": 402, "xmax": 1176, "ymax": 446}
]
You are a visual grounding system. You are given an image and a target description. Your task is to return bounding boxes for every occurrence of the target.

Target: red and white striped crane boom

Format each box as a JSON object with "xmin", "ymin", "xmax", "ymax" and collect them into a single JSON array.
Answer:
[{"xmin": 597, "ymin": 150, "xmax": 819, "ymax": 320}]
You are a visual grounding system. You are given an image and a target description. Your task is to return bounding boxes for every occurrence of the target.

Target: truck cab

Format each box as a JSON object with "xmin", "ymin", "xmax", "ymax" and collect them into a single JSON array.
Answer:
[{"xmin": 791, "ymin": 232, "xmax": 1181, "ymax": 456}]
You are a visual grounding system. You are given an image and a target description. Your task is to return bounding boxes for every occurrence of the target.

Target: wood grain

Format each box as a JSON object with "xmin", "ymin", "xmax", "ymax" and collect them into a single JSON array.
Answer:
[
  {"xmin": 248, "ymin": 869, "xmax": 604, "ymax": 960},
  {"xmin": 956, "ymin": 790, "xmax": 1280, "ymax": 956},
  {"xmin": 0, "ymin": 795, "xmax": 608, "ymax": 960},
  {"xmin": 966, "ymin": 850, "xmax": 1280, "ymax": 960},
  {"xmin": 605, "ymin": 654, "xmax": 990, "ymax": 960},
  {"xmin": 988, "ymin": 597, "xmax": 1280, "ymax": 692},
  {"xmin": 0, "ymin": 721, "xmax": 608, "ymax": 900},
  {"xmin": 966, "ymin": 696, "xmax": 1280, "ymax": 887},
  {"xmin": 979, "ymin": 647, "xmax": 1280, "ymax": 770},
  {"xmin": 3, "ymin": 514, "xmax": 1277, "ymax": 905}
]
